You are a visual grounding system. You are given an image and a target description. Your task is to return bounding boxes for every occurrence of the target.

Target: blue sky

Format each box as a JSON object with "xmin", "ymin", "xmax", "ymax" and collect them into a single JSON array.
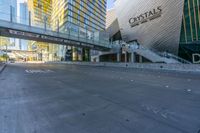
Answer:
[{"xmin": 107, "ymin": 0, "xmax": 115, "ymax": 9}]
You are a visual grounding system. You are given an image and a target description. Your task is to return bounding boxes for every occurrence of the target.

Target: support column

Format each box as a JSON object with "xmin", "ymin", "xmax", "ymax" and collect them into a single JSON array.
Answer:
[
  {"xmin": 10, "ymin": 6, "xmax": 13, "ymax": 22},
  {"xmin": 57, "ymin": 20, "xmax": 59, "ymax": 33},
  {"xmin": 131, "ymin": 52, "xmax": 135, "ymax": 63},
  {"xmin": 139, "ymin": 55, "xmax": 143, "ymax": 63},
  {"xmin": 72, "ymin": 47, "xmax": 76, "ymax": 61},
  {"xmin": 78, "ymin": 48, "xmax": 83, "ymax": 61},
  {"xmin": 29, "ymin": 11, "xmax": 31, "ymax": 26},
  {"xmin": 117, "ymin": 53, "xmax": 121, "ymax": 62},
  {"xmin": 125, "ymin": 52, "xmax": 127, "ymax": 63},
  {"xmin": 82, "ymin": 48, "xmax": 90, "ymax": 62},
  {"xmin": 44, "ymin": 16, "xmax": 47, "ymax": 30}
]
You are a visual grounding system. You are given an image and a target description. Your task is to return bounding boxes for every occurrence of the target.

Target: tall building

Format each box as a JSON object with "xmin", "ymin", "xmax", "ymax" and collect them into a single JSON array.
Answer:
[
  {"xmin": 0, "ymin": 0, "xmax": 17, "ymax": 22},
  {"xmin": 28, "ymin": 0, "xmax": 52, "ymax": 27},
  {"xmin": 19, "ymin": 2, "xmax": 29, "ymax": 51},
  {"xmin": 179, "ymin": 0, "xmax": 200, "ymax": 61},
  {"xmin": 0, "ymin": 0, "xmax": 17, "ymax": 50},
  {"xmin": 51, "ymin": 0, "xmax": 107, "ymax": 61},
  {"xmin": 27, "ymin": 0, "xmax": 54, "ymax": 61},
  {"xmin": 26, "ymin": 0, "xmax": 107, "ymax": 62},
  {"xmin": 111, "ymin": 0, "xmax": 200, "ymax": 62},
  {"xmin": 20, "ymin": 2, "xmax": 29, "ymax": 25},
  {"xmin": 52, "ymin": 0, "xmax": 106, "ymax": 32},
  {"xmin": 27, "ymin": 0, "xmax": 68, "ymax": 62}
]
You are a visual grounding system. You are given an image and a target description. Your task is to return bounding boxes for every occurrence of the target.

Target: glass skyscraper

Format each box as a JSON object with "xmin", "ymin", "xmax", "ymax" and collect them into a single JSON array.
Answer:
[
  {"xmin": 179, "ymin": 0, "xmax": 200, "ymax": 61},
  {"xmin": 51, "ymin": 0, "xmax": 107, "ymax": 61},
  {"xmin": 0, "ymin": 0, "xmax": 17, "ymax": 52},
  {"xmin": 0, "ymin": 0, "xmax": 17, "ymax": 22},
  {"xmin": 52, "ymin": 0, "xmax": 106, "ymax": 31},
  {"xmin": 28, "ymin": 0, "xmax": 52, "ymax": 27},
  {"xmin": 19, "ymin": 2, "xmax": 29, "ymax": 51},
  {"xmin": 27, "ymin": 0, "xmax": 65, "ymax": 62}
]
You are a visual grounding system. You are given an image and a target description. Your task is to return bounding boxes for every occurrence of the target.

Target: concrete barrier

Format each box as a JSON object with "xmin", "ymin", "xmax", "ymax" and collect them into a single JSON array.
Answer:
[{"xmin": 46, "ymin": 61, "xmax": 200, "ymax": 73}]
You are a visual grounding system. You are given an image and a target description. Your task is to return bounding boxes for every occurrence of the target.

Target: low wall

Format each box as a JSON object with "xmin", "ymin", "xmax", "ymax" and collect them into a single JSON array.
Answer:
[{"xmin": 47, "ymin": 62, "xmax": 200, "ymax": 73}]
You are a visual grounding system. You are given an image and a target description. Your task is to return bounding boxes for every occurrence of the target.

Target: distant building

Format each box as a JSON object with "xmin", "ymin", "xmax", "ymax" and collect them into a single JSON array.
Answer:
[
  {"xmin": 0, "ymin": 0, "xmax": 17, "ymax": 50},
  {"xmin": 19, "ymin": 2, "xmax": 29, "ymax": 51},
  {"xmin": 20, "ymin": 2, "xmax": 29, "ymax": 25},
  {"xmin": 0, "ymin": 0, "xmax": 17, "ymax": 22}
]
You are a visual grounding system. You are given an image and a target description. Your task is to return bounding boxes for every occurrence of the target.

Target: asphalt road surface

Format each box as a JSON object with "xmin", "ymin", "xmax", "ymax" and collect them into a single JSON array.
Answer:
[{"xmin": 0, "ymin": 63, "xmax": 200, "ymax": 133}]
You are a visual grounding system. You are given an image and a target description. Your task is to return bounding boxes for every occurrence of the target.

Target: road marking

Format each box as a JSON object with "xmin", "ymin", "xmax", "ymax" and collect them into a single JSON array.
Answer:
[
  {"xmin": 25, "ymin": 69, "xmax": 54, "ymax": 74},
  {"xmin": 141, "ymin": 104, "xmax": 174, "ymax": 119}
]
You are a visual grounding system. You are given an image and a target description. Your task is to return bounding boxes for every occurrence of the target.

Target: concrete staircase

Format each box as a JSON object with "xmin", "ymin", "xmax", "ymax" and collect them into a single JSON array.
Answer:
[
  {"xmin": 113, "ymin": 41, "xmax": 189, "ymax": 64},
  {"xmin": 131, "ymin": 49, "xmax": 180, "ymax": 63}
]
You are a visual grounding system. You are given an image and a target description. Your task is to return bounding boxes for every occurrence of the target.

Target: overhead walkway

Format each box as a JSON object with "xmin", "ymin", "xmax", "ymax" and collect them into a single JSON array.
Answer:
[{"xmin": 0, "ymin": 10, "xmax": 111, "ymax": 51}]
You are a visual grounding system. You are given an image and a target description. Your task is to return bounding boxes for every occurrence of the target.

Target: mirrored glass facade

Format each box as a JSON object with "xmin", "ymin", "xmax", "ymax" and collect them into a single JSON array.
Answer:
[
  {"xmin": 26, "ymin": 0, "xmax": 65, "ymax": 62},
  {"xmin": 51, "ymin": 0, "xmax": 107, "ymax": 61},
  {"xmin": 28, "ymin": 0, "xmax": 52, "ymax": 27},
  {"xmin": 52, "ymin": 0, "xmax": 106, "ymax": 32},
  {"xmin": 179, "ymin": 0, "xmax": 200, "ymax": 61}
]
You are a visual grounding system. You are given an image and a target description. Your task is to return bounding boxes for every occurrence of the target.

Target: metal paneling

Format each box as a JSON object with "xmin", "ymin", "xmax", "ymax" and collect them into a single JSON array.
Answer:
[{"xmin": 114, "ymin": 0, "xmax": 185, "ymax": 55}]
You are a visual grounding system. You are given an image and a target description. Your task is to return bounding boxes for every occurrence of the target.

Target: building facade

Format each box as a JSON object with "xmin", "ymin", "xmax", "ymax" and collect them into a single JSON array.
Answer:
[
  {"xmin": 51, "ymin": 0, "xmax": 107, "ymax": 61},
  {"xmin": 52, "ymin": 0, "xmax": 106, "ymax": 32},
  {"xmin": 0, "ymin": 0, "xmax": 17, "ymax": 51},
  {"xmin": 27, "ymin": 0, "xmax": 65, "ymax": 62},
  {"xmin": 0, "ymin": 0, "xmax": 17, "ymax": 22},
  {"xmin": 179, "ymin": 0, "xmax": 200, "ymax": 61},
  {"xmin": 113, "ymin": 0, "xmax": 200, "ymax": 62},
  {"xmin": 28, "ymin": 0, "xmax": 52, "ymax": 27},
  {"xmin": 20, "ymin": 2, "xmax": 29, "ymax": 25}
]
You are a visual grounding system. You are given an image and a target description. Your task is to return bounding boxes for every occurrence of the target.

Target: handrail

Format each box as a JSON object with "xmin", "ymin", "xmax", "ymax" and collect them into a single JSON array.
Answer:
[
  {"xmin": 111, "ymin": 40, "xmax": 191, "ymax": 64},
  {"xmin": 138, "ymin": 44, "xmax": 191, "ymax": 64},
  {"xmin": 158, "ymin": 52, "xmax": 191, "ymax": 64}
]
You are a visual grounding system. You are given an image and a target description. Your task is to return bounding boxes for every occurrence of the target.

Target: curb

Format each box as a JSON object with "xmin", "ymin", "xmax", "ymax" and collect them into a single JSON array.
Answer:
[
  {"xmin": 0, "ymin": 64, "xmax": 6, "ymax": 74},
  {"xmin": 46, "ymin": 62, "xmax": 200, "ymax": 74}
]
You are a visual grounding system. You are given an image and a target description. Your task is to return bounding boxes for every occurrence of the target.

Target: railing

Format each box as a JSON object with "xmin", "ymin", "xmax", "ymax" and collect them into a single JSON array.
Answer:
[
  {"xmin": 158, "ymin": 52, "xmax": 191, "ymax": 64},
  {"xmin": 0, "ymin": 6, "xmax": 111, "ymax": 48},
  {"xmin": 130, "ymin": 42, "xmax": 191, "ymax": 64},
  {"xmin": 111, "ymin": 40, "xmax": 191, "ymax": 64}
]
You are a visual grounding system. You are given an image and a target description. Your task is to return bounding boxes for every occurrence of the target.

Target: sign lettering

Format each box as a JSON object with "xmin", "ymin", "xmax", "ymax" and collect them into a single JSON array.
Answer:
[{"xmin": 129, "ymin": 6, "xmax": 162, "ymax": 28}]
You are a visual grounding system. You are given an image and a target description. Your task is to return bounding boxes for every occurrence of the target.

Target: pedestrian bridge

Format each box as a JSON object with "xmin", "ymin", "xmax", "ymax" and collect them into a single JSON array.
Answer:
[{"xmin": 0, "ymin": 11, "xmax": 111, "ymax": 51}]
